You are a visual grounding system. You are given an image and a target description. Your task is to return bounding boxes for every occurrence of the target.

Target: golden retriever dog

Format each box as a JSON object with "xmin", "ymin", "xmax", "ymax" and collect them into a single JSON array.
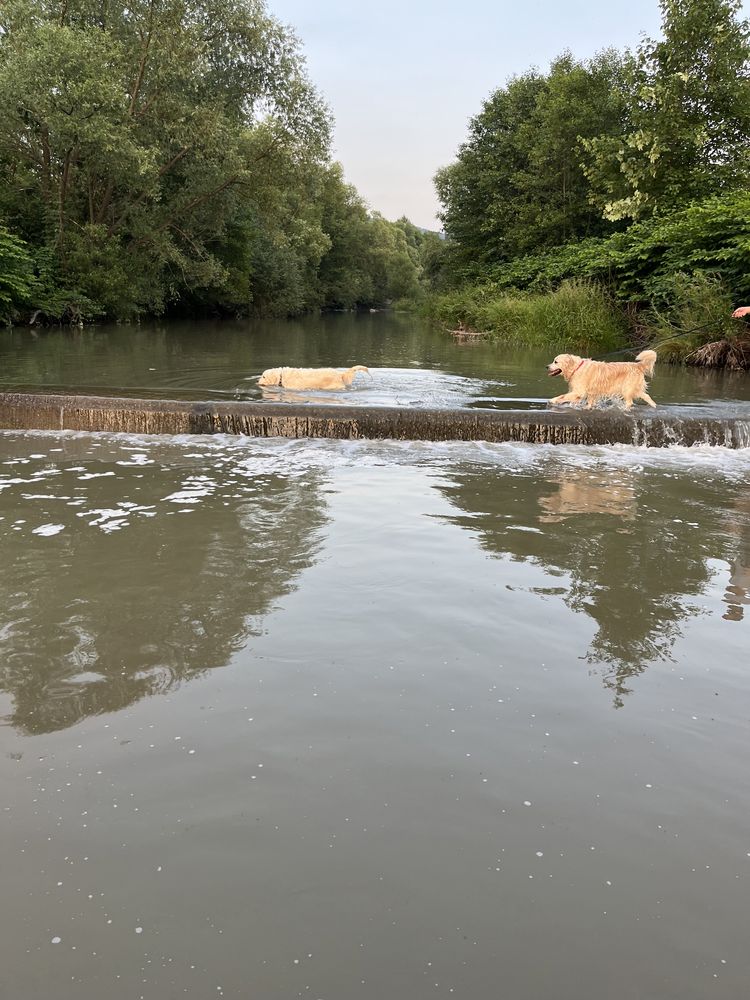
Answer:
[
  {"xmin": 258, "ymin": 365, "xmax": 369, "ymax": 390},
  {"xmin": 258, "ymin": 365, "xmax": 370, "ymax": 389},
  {"xmin": 546, "ymin": 350, "xmax": 657, "ymax": 409}
]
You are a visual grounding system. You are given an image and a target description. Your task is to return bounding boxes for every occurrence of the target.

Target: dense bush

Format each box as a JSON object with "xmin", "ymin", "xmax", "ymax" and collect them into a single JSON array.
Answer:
[
  {"xmin": 482, "ymin": 192, "xmax": 750, "ymax": 306},
  {"xmin": 641, "ymin": 272, "xmax": 742, "ymax": 360}
]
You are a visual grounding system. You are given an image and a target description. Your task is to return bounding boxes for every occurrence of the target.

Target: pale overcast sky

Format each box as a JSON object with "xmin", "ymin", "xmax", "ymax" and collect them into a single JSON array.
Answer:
[{"xmin": 268, "ymin": 1, "xmax": 744, "ymax": 229}]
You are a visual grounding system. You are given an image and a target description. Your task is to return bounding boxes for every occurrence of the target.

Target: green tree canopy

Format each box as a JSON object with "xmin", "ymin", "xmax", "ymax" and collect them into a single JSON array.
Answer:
[
  {"xmin": 434, "ymin": 50, "xmax": 628, "ymax": 275},
  {"xmin": 0, "ymin": 1, "xmax": 426, "ymax": 321},
  {"xmin": 584, "ymin": 0, "xmax": 750, "ymax": 221},
  {"xmin": 0, "ymin": 227, "xmax": 36, "ymax": 319},
  {"xmin": 0, "ymin": 0, "xmax": 331, "ymax": 318}
]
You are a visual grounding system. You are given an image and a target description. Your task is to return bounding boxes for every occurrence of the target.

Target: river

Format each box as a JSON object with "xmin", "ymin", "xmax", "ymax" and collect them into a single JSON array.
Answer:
[{"xmin": 1, "ymin": 314, "xmax": 749, "ymax": 1000}]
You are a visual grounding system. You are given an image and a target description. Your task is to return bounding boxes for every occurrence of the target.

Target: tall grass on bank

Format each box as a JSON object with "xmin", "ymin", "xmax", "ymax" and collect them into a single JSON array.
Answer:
[
  {"xmin": 642, "ymin": 272, "xmax": 744, "ymax": 363},
  {"xmin": 427, "ymin": 279, "xmax": 629, "ymax": 355}
]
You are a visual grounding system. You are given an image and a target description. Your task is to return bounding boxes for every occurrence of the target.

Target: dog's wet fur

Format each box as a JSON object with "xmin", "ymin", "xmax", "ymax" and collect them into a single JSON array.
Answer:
[
  {"xmin": 547, "ymin": 351, "xmax": 657, "ymax": 409},
  {"xmin": 258, "ymin": 365, "xmax": 369, "ymax": 390}
]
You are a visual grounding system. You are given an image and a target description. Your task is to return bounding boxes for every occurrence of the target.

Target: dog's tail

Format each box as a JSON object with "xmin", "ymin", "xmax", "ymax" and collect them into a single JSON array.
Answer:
[
  {"xmin": 635, "ymin": 350, "xmax": 657, "ymax": 377},
  {"xmin": 350, "ymin": 365, "xmax": 369, "ymax": 374}
]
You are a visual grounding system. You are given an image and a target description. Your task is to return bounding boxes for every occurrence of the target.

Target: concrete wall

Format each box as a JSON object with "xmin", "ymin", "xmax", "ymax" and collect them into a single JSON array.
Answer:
[{"xmin": 1, "ymin": 392, "xmax": 748, "ymax": 448}]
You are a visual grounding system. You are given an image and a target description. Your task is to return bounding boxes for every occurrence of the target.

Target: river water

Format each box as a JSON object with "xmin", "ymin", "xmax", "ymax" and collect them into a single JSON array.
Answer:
[{"xmin": 1, "ymin": 315, "xmax": 750, "ymax": 999}]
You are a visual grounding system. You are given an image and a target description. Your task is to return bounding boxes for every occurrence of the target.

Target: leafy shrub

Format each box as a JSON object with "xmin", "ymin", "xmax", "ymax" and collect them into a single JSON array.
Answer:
[
  {"xmin": 480, "ymin": 191, "xmax": 750, "ymax": 307},
  {"xmin": 642, "ymin": 272, "xmax": 738, "ymax": 360}
]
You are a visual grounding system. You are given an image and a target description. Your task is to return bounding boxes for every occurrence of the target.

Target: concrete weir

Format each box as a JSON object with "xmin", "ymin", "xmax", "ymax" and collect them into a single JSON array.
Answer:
[{"xmin": 0, "ymin": 392, "xmax": 748, "ymax": 448}]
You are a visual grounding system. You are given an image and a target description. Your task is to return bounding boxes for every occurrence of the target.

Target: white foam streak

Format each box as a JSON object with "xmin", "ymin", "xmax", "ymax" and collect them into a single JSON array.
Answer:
[
  {"xmin": 31, "ymin": 523, "xmax": 65, "ymax": 536},
  {"xmin": 2, "ymin": 429, "xmax": 750, "ymax": 482}
]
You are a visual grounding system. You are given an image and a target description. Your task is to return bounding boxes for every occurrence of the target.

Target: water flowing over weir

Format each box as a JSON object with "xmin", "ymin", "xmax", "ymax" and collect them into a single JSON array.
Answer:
[{"xmin": 1, "ymin": 391, "xmax": 749, "ymax": 448}]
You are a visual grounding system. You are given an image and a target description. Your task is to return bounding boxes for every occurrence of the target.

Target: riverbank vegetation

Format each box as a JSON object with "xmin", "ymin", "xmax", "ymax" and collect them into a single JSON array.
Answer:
[
  {"xmin": 0, "ymin": 0, "xmax": 430, "ymax": 323},
  {"xmin": 429, "ymin": 280, "xmax": 628, "ymax": 355},
  {"xmin": 4, "ymin": 0, "xmax": 750, "ymax": 370},
  {"xmin": 429, "ymin": 0, "xmax": 750, "ymax": 365}
]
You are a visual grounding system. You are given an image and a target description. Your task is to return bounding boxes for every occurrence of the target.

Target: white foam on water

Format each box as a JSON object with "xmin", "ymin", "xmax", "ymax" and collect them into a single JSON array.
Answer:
[
  {"xmin": 31, "ymin": 523, "xmax": 65, "ymax": 537},
  {"xmin": 22, "ymin": 494, "xmax": 74, "ymax": 500},
  {"xmin": 161, "ymin": 488, "xmax": 213, "ymax": 504},
  {"xmin": 78, "ymin": 508, "xmax": 129, "ymax": 531},
  {"xmin": 161, "ymin": 474, "xmax": 217, "ymax": 504},
  {"xmin": 253, "ymin": 367, "xmax": 510, "ymax": 409},
  {"xmin": 205, "ymin": 435, "xmax": 750, "ymax": 483},
  {"xmin": 2, "ymin": 429, "xmax": 750, "ymax": 482},
  {"xmin": 116, "ymin": 453, "xmax": 153, "ymax": 466}
]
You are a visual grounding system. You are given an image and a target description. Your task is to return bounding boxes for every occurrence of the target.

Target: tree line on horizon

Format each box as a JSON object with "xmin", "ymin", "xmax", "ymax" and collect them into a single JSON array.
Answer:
[{"xmin": 0, "ymin": 0, "xmax": 439, "ymax": 323}]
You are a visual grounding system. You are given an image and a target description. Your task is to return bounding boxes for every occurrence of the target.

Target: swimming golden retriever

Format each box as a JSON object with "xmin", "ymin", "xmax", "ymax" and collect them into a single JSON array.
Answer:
[
  {"xmin": 258, "ymin": 365, "xmax": 369, "ymax": 390},
  {"xmin": 547, "ymin": 350, "xmax": 657, "ymax": 409},
  {"xmin": 258, "ymin": 365, "xmax": 370, "ymax": 389}
]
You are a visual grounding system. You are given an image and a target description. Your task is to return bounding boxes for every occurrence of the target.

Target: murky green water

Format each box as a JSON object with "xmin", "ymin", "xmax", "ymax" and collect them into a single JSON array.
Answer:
[
  {"xmin": 3, "ymin": 312, "xmax": 750, "ymax": 409},
  {"xmin": 1, "ymin": 316, "xmax": 750, "ymax": 999}
]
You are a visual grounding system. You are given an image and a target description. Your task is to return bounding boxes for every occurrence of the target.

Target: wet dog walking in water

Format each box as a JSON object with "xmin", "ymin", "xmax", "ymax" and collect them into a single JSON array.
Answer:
[{"xmin": 546, "ymin": 351, "xmax": 657, "ymax": 409}]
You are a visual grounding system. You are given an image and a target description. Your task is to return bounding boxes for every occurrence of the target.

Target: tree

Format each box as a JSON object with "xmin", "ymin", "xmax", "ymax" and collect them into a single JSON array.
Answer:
[
  {"xmin": 0, "ymin": 226, "xmax": 35, "ymax": 321},
  {"xmin": 0, "ymin": 0, "xmax": 331, "ymax": 318},
  {"xmin": 316, "ymin": 164, "xmax": 376, "ymax": 309},
  {"xmin": 367, "ymin": 215, "xmax": 421, "ymax": 303},
  {"xmin": 583, "ymin": 0, "xmax": 750, "ymax": 221},
  {"xmin": 434, "ymin": 52, "xmax": 628, "ymax": 276},
  {"xmin": 434, "ymin": 70, "xmax": 546, "ymax": 271},
  {"xmin": 513, "ymin": 50, "xmax": 629, "ymax": 247}
]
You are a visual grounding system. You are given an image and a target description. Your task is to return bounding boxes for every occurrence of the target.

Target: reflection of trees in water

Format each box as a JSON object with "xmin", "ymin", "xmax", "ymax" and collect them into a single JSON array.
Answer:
[
  {"xmin": 438, "ymin": 465, "xmax": 734, "ymax": 706},
  {"xmin": 0, "ymin": 461, "xmax": 328, "ymax": 734}
]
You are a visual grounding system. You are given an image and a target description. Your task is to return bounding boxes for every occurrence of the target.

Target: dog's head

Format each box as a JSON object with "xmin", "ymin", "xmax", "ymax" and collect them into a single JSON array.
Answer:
[
  {"xmin": 547, "ymin": 354, "xmax": 580, "ymax": 379},
  {"xmin": 258, "ymin": 367, "xmax": 282, "ymax": 386}
]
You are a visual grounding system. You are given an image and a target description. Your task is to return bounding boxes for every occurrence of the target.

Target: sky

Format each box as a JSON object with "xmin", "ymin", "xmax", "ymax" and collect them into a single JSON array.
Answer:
[{"xmin": 268, "ymin": 0, "xmax": 672, "ymax": 229}]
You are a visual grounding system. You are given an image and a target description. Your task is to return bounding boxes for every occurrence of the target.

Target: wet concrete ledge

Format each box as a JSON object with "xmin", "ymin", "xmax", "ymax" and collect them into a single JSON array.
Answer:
[{"xmin": 0, "ymin": 391, "xmax": 748, "ymax": 448}]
